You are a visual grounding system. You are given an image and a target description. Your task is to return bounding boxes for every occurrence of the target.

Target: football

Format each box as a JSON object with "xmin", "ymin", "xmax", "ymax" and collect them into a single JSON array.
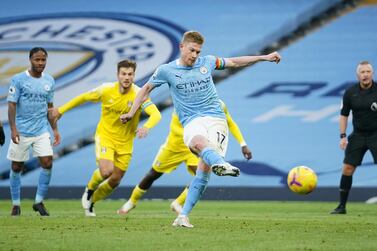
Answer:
[{"xmin": 287, "ymin": 166, "xmax": 317, "ymax": 195}]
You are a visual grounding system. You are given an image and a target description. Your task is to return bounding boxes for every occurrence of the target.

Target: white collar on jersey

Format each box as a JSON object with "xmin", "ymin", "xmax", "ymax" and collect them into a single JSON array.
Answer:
[{"xmin": 26, "ymin": 70, "xmax": 44, "ymax": 78}]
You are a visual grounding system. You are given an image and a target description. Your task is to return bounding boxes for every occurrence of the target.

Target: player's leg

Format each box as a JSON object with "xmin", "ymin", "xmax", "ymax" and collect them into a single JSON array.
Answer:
[
  {"xmin": 174, "ymin": 164, "xmax": 196, "ymax": 206},
  {"xmin": 83, "ymin": 159, "xmax": 113, "ymax": 207},
  {"xmin": 84, "ymin": 159, "xmax": 115, "ymax": 216},
  {"xmin": 171, "ymin": 186, "xmax": 188, "ymax": 215},
  {"xmin": 139, "ymin": 168, "xmax": 163, "ymax": 190},
  {"xmin": 190, "ymin": 134, "xmax": 225, "ymax": 165},
  {"xmin": 7, "ymin": 135, "xmax": 32, "ymax": 216},
  {"xmin": 364, "ymin": 133, "xmax": 377, "ymax": 203},
  {"xmin": 83, "ymin": 168, "xmax": 106, "ymax": 209},
  {"xmin": 171, "ymin": 155, "xmax": 198, "ymax": 214},
  {"xmin": 92, "ymin": 166, "xmax": 125, "ymax": 203},
  {"xmin": 331, "ymin": 163, "xmax": 356, "ymax": 214},
  {"xmin": 82, "ymin": 136, "xmax": 114, "ymax": 211},
  {"xmin": 32, "ymin": 132, "xmax": 54, "ymax": 216},
  {"xmin": 184, "ymin": 117, "xmax": 238, "ymax": 176},
  {"xmin": 132, "ymin": 169, "xmax": 163, "ymax": 203},
  {"xmin": 90, "ymin": 152, "xmax": 130, "ymax": 216},
  {"xmin": 87, "ymin": 135, "xmax": 115, "ymax": 191},
  {"xmin": 9, "ymin": 161, "xmax": 23, "ymax": 216},
  {"xmin": 173, "ymin": 160, "xmax": 210, "ymax": 228},
  {"xmin": 331, "ymin": 133, "xmax": 364, "ymax": 214},
  {"xmin": 117, "ymin": 168, "xmax": 163, "ymax": 215},
  {"xmin": 118, "ymin": 146, "xmax": 182, "ymax": 215},
  {"xmin": 206, "ymin": 117, "xmax": 239, "ymax": 176},
  {"xmin": 33, "ymin": 156, "xmax": 53, "ymax": 216}
]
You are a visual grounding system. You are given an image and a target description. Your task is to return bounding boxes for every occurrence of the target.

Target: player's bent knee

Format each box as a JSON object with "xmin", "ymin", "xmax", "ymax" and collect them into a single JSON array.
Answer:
[
  {"xmin": 342, "ymin": 164, "xmax": 356, "ymax": 175},
  {"xmin": 39, "ymin": 157, "xmax": 53, "ymax": 169},
  {"xmin": 188, "ymin": 165, "xmax": 197, "ymax": 175},
  {"xmin": 11, "ymin": 162, "xmax": 24, "ymax": 172},
  {"xmin": 139, "ymin": 169, "xmax": 163, "ymax": 189},
  {"xmin": 190, "ymin": 141, "xmax": 207, "ymax": 155},
  {"xmin": 99, "ymin": 167, "xmax": 113, "ymax": 178},
  {"xmin": 189, "ymin": 137, "xmax": 207, "ymax": 153},
  {"xmin": 147, "ymin": 169, "xmax": 163, "ymax": 180},
  {"xmin": 108, "ymin": 176, "xmax": 121, "ymax": 187}
]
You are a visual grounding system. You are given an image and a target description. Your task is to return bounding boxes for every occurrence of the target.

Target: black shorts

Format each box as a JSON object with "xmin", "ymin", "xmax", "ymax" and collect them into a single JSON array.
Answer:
[{"xmin": 344, "ymin": 131, "xmax": 377, "ymax": 166}]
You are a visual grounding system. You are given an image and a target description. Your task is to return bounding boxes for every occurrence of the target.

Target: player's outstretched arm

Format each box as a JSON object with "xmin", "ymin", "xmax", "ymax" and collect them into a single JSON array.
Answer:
[
  {"xmin": 120, "ymin": 83, "xmax": 155, "ymax": 124},
  {"xmin": 58, "ymin": 90, "xmax": 101, "ymax": 117},
  {"xmin": 224, "ymin": 51, "xmax": 281, "ymax": 68}
]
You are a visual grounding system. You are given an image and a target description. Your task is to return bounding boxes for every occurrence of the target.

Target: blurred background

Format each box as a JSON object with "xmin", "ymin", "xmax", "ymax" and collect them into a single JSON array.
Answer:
[{"xmin": 0, "ymin": 0, "xmax": 376, "ymax": 201}]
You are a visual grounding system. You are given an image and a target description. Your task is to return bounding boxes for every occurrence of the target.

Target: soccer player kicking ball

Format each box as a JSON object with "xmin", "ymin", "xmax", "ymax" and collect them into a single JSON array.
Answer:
[
  {"xmin": 120, "ymin": 31, "xmax": 281, "ymax": 227},
  {"xmin": 117, "ymin": 100, "xmax": 252, "ymax": 215},
  {"xmin": 49, "ymin": 60, "xmax": 161, "ymax": 216}
]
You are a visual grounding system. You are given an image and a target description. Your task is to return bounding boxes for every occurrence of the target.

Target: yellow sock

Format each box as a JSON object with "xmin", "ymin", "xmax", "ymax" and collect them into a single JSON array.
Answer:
[
  {"xmin": 175, "ymin": 187, "xmax": 188, "ymax": 205},
  {"xmin": 87, "ymin": 169, "xmax": 104, "ymax": 191},
  {"xmin": 130, "ymin": 185, "xmax": 147, "ymax": 205},
  {"xmin": 92, "ymin": 180, "xmax": 114, "ymax": 203}
]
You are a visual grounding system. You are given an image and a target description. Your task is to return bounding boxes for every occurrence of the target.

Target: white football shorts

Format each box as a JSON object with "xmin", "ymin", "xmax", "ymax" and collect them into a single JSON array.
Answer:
[
  {"xmin": 183, "ymin": 116, "xmax": 228, "ymax": 157},
  {"xmin": 7, "ymin": 132, "xmax": 53, "ymax": 161}
]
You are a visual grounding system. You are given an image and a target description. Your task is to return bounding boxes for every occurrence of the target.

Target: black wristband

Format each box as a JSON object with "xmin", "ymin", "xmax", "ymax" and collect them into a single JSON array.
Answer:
[{"xmin": 340, "ymin": 133, "xmax": 347, "ymax": 139}]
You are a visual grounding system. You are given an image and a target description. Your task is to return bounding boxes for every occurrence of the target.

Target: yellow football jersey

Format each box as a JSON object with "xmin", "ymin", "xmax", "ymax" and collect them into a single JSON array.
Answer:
[
  {"xmin": 164, "ymin": 111, "xmax": 189, "ymax": 152},
  {"xmin": 59, "ymin": 82, "xmax": 157, "ymax": 152},
  {"xmin": 220, "ymin": 100, "xmax": 247, "ymax": 146}
]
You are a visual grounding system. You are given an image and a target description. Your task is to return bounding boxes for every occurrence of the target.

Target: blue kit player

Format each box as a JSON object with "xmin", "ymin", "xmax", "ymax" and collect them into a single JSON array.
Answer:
[
  {"xmin": 120, "ymin": 31, "xmax": 281, "ymax": 227},
  {"xmin": 7, "ymin": 47, "xmax": 60, "ymax": 216}
]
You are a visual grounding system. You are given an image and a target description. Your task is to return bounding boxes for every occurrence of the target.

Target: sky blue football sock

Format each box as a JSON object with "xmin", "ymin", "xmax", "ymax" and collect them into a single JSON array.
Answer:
[
  {"xmin": 181, "ymin": 169, "xmax": 211, "ymax": 216},
  {"xmin": 10, "ymin": 169, "xmax": 21, "ymax": 206},
  {"xmin": 35, "ymin": 168, "xmax": 52, "ymax": 203},
  {"xmin": 199, "ymin": 147, "xmax": 226, "ymax": 167}
]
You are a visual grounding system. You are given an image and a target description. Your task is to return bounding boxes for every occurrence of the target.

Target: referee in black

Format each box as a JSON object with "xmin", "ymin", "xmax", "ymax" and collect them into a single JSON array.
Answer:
[{"xmin": 331, "ymin": 61, "xmax": 376, "ymax": 214}]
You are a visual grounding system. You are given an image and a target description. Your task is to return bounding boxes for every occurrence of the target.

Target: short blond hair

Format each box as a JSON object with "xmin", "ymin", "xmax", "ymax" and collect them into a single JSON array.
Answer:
[
  {"xmin": 357, "ymin": 60, "xmax": 373, "ymax": 73},
  {"xmin": 181, "ymin": 31, "xmax": 204, "ymax": 44}
]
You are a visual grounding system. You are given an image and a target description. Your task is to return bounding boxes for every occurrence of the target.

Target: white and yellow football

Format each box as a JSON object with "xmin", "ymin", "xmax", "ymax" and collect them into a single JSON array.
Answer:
[{"xmin": 287, "ymin": 166, "xmax": 317, "ymax": 195}]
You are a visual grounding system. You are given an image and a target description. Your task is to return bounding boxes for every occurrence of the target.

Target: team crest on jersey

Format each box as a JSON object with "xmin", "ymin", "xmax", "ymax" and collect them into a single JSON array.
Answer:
[
  {"xmin": 101, "ymin": 147, "xmax": 107, "ymax": 153},
  {"xmin": 371, "ymin": 102, "xmax": 377, "ymax": 112},
  {"xmin": 0, "ymin": 12, "xmax": 185, "ymax": 121},
  {"xmin": 44, "ymin": 84, "xmax": 51, "ymax": 92},
  {"xmin": 8, "ymin": 86, "xmax": 15, "ymax": 94},
  {"xmin": 200, "ymin": 66, "xmax": 208, "ymax": 74},
  {"xmin": 127, "ymin": 101, "xmax": 133, "ymax": 107}
]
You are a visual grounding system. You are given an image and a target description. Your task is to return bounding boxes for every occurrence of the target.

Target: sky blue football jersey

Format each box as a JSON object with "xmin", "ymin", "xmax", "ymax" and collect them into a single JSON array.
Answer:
[
  {"xmin": 149, "ymin": 55, "xmax": 226, "ymax": 126},
  {"xmin": 8, "ymin": 71, "xmax": 55, "ymax": 137}
]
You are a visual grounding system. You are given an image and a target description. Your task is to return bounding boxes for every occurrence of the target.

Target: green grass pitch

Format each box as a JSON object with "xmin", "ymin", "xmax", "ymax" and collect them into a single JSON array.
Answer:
[{"xmin": 1, "ymin": 200, "xmax": 377, "ymax": 251}]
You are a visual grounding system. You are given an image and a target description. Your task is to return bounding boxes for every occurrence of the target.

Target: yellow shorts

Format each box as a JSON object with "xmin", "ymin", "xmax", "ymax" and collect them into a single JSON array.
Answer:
[
  {"xmin": 152, "ymin": 145, "xmax": 198, "ymax": 176},
  {"xmin": 95, "ymin": 135, "xmax": 132, "ymax": 171}
]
